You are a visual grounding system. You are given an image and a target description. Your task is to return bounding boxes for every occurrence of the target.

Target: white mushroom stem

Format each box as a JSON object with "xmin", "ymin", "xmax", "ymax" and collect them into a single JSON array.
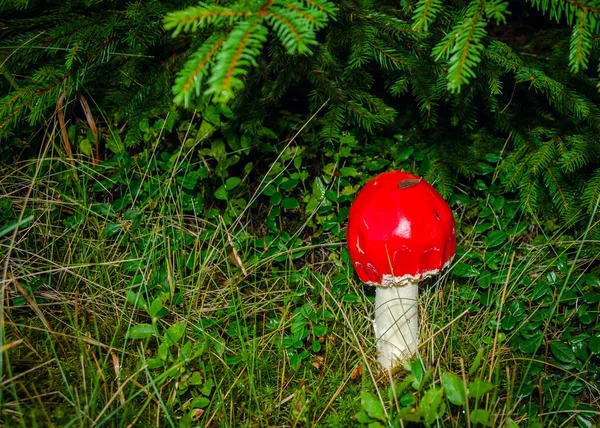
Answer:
[{"xmin": 374, "ymin": 280, "xmax": 419, "ymax": 370}]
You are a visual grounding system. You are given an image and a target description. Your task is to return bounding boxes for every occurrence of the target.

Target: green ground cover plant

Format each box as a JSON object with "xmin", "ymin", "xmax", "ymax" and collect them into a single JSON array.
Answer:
[{"xmin": 1, "ymin": 0, "xmax": 600, "ymax": 426}]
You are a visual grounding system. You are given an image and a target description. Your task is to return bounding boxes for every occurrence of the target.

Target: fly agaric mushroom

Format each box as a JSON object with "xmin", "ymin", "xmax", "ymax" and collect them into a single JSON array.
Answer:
[{"xmin": 347, "ymin": 171, "xmax": 456, "ymax": 370}]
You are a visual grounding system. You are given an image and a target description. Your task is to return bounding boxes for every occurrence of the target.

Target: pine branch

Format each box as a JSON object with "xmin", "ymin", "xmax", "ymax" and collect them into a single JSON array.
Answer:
[
  {"xmin": 516, "ymin": 68, "xmax": 600, "ymax": 127},
  {"xmin": 529, "ymin": 137, "xmax": 555, "ymax": 175},
  {"xmin": 502, "ymin": 133, "xmax": 535, "ymax": 190},
  {"xmin": 543, "ymin": 165, "xmax": 574, "ymax": 220},
  {"xmin": 485, "ymin": 40, "xmax": 524, "ymax": 72},
  {"xmin": 273, "ymin": 0, "xmax": 332, "ymax": 29},
  {"xmin": 583, "ymin": 168, "xmax": 600, "ymax": 213},
  {"xmin": 206, "ymin": 21, "xmax": 269, "ymax": 103},
  {"xmin": 167, "ymin": 0, "xmax": 336, "ymax": 105},
  {"xmin": 519, "ymin": 171, "xmax": 540, "ymax": 214},
  {"xmin": 526, "ymin": 0, "xmax": 600, "ymax": 74},
  {"xmin": 345, "ymin": 91, "xmax": 397, "ymax": 132},
  {"xmin": 569, "ymin": 9, "xmax": 593, "ymax": 72},
  {"xmin": 409, "ymin": 72, "xmax": 443, "ymax": 125},
  {"xmin": 164, "ymin": 3, "xmax": 251, "ymax": 36},
  {"xmin": 412, "ymin": 0, "xmax": 444, "ymax": 32},
  {"xmin": 432, "ymin": 0, "xmax": 488, "ymax": 93},
  {"xmin": 370, "ymin": 43, "xmax": 414, "ymax": 71},
  {"xmin": 347, "ymin": 24, "xmax": 376, "ymax": 69},
  {"xmin": 172, "ymin": 34, "xmax": 227, "ymax": 107},
  {"xmin": 319, "ymin": 99, "xmax": 345, "ymax": 142},
  {"xmin": 388, "ymin": 77, "xmax": 410, "ymax": 97},
  {"xmin": 301, "ymin": 0, "xmax": 338, "ymax": 16},
  {"xmin": 527, "ymin": 0, "xmax": 600, "ymax": 23},
  {"xmin": 560, "ymin": 135, "xmax": 599, "ymax": 171},
  {"xmin": 266, "ymin": 7, "xmax": 317, "ymax": 54}
]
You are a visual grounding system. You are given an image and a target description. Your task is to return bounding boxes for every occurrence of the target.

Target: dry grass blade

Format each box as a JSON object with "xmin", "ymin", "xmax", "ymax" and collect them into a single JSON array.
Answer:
[
  {"xmin": 10, "ymin": 275, "xmax": 67, "ymax": 355},
  {"xmin": 111, "ymin": 352, "xmax": 126, "ymax": 405},
  {"xmin": 0, "ymin": 338, "xmax": 23, "ymax": 352},
  {"xmin": 56, "ymin": 92, "xmax": 77, "ymax": 177},
  {"xmin": 79, "ymin": 94, "xmax": 99, "ymax": 165}
]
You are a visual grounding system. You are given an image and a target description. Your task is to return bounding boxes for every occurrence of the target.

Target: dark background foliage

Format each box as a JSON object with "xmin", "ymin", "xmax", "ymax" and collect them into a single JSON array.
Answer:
[{"xmin": 2, "ymin": 0, "xmax": 600, "ymax": 231}]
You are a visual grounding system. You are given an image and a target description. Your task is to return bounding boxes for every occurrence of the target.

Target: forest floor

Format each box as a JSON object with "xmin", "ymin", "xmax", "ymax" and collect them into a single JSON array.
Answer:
[{"xmin": 1, "ymin": 135, "xmax": 599, "ymax": 427}]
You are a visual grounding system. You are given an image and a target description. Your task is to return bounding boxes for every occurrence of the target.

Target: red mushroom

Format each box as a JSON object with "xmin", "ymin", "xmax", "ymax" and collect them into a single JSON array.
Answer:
[{"xmin": 347, "ymin": 171, "xmax": 456, "ymax": 370}]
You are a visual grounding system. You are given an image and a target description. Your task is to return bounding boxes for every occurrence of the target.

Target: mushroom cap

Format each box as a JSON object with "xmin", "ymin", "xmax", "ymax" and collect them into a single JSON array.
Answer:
[{"xmin": 347, "ymin": 171, "xmax": 456, "ymax": 286}]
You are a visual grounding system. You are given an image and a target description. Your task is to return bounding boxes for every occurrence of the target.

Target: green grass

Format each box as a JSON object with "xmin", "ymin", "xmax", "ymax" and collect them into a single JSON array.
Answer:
[{"xmin": 1, "ymin": 137, "xmax": 599, "ymax": 427}]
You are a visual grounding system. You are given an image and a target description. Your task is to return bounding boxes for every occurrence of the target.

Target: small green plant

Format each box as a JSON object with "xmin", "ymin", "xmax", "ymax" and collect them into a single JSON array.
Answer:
[{"xmin": 356, "ymin": 358, "xmax": 497, "ymax": 427}]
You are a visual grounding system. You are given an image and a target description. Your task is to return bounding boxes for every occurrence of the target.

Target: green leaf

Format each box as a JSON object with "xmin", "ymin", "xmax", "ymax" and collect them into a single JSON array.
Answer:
[
  {"xmin": 128, "ymin": 324, "xmax": 155, "ymax": 339},
  {"xmin": 280, "ymin": 178, "xmax": 299, "ymax": 191},
  {"xmin": 477, "ymin": 162, "xmax": 495, "ymax": 175},
  {"xmin": 158, "ymin": 342, "xmax": 169, "ymax": 361},
  {"xmin": 339, "ymin": 167, "xmax": 358, "ymax": 177},
  {"xmin": 468, "ymin": 378, "xmax": 494, "ymax": 398},
  {"xmin": 468, "ymin": 348, "xmax": 484, "ymax": 375},
  {"xmin": 343, "ymin": 294, "xmax": 358, "ymax": 303},
  {"xmin": 200, "ymin": 378, "xmax": 213, "ymax": 396},
  {"xmin": 412, "ymin": 0, "xmax": 443, "ymax": 32},
  {"xmin": 182, "ymin": 341, "xmax": 193, "ymax": 359},
  {"xmin": 400, "ymin": 393, "xmax": 415, "ymax": 407},
  {"xmin": 418, "ymin": 387, "xmax": 445, "ymax": 425},
  {"xmin": 166, "ymin": 323, "xmax": 186, "ymax": 344},
  {"xmin": 312, "ymin": 177, "xmax": 326, "ymax": 200},
  {"xmin": 395, "ymin": 146, "xmax": 413, "ymax": 162},
  {"xmin": 442, "ymin": 372, "xmax": 466, "ymax": 405},
  {"xmin": 531, "ymin": 283, "xmax": 550, "ymax": 300},
  {"xmin": 123, "ymin": 210, "xmax": 141, "ymax": 221},
  {"xmin": 578, "ymin": 305, "xmax": 594, "ymax": 324},
  {"xmin": 282, "ymin": 198, "xmax": 299, "ymax": 209},
  {"xmin": 355, "ymin": 411, "xmax": 374, "ymax": 424},
  {"xmin": 148, "ymin": 298, "xmax": 164, "ymax": 318},
  {"xmin": 453, "ymin": 263, "xmax": 480, "ymax": 278},
  {"xmin": 491, "ymin": 195, "xmax": 505, "ymax": 211},
  {"xmin": 263, "ymin": 184, "xmax": 276, "ymax": 196},
  {"xmin": 477, "ymin": 270, "xmax": 492, "ymax": 288},
  {"xmin": 432, "ymin": 0, "xmax": 490, "ymax": 93},
  {"xmin": 225, "ymin": 177, "xmax": 242, "ymax": 190},
  {"xmin": 313, "ymin": 325, "xmax": 327, "ymax": 336},
  {"xmin": 79, "ymin": 138, "xmax": 92, "ymax": 156},
  {"xmin": 589, "ymin": 336, "xmax": 600, "ymax": 354},
  {"xmin": 410, "ymin": 360, "xmax": 425, "ymax": 390},
  {"xmin": 177, "ymin": 174, "xmax": 198, "ymax": 190},
  {"xmin": 214, "ymin": 185, "xmax": 228, "ymax": 200},
  {"xmin": 576, "ymin": 414, "xmax": 593, "ymax": 428},
  {"xmin": 324, "ymin": 189, "xmax": 337, "ymax": 202},
  {"xmin": 0, "ymin": 215, "xmax": 34, "ymax": 239},
  {"xmin": 189, "ymin": 371, "xmax": 203, "ymax": 385},
  {"xmin": 484, "ymin": 153, "xmax": 500, "ymax": 163},
  {"xmin": 486, "ymin": 231, "xmax": 508, "ymax": 248},
  {"xmin": 583, "ymin": 292, "xmax": 600, "ymax": 304},
  {"xmin": 269, "ymin": 192, "xmax": 282, "ymax": 206},
  {"xmin": 519, "ymin": 335, "xmax": 542, "ymax": 354},
  {"xmin": 146, "ymin": 358, "xmax": 164, "ymax": 369},
  {"xmin": 102, "ymin": 223, "xmax": 121, "ymax": 238},
  {"xmin": 470, "ymin": 408, "xmax": 492, "ymax": 426},
  {"xmin": 126, "ymin": 290, "xmax": 147, "ymax": 309},
  {"xmin": 550, "ymin": 341, "xmax": 575, "ymax": 363},
  {"xmin": 191, "ymin": 396, "xmax": 210, "ymax": 409},
  {"xmin": 361, "ymin": 392, "xmax": 386, "ymax": 422}
]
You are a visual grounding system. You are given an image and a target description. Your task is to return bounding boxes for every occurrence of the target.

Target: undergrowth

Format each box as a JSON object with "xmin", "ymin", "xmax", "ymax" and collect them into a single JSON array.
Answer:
[{"xmin": 1, "ymin": 110, "xmax": 599, "ymax": 427}]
